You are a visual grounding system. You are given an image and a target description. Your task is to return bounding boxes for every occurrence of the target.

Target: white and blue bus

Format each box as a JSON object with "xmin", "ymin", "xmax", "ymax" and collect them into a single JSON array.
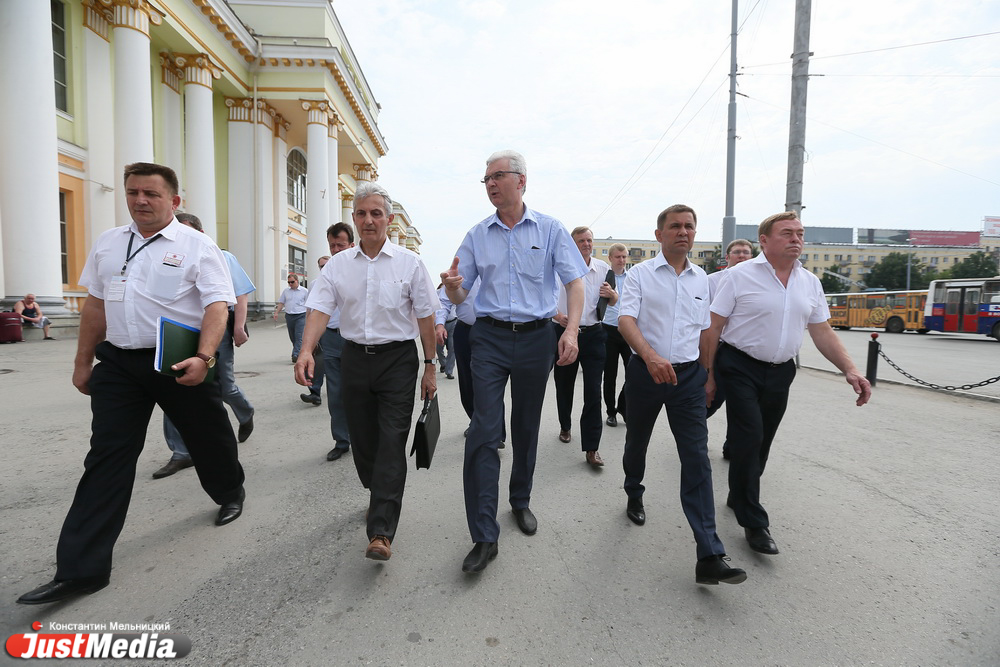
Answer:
[{"xmin": 923, "ymin": 276, "xmax": 1000, "ymax": 342}]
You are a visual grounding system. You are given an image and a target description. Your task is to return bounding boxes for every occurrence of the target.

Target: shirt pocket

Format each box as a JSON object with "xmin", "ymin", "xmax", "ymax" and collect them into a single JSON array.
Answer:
[
  {"xmin": 378, "ymin": 280, "xmax": 404, "ymax": 309},
  {"xmin": 145, "ymin": 262, "xmax": 184, "ymax": 301},
  {"xmin": 678, "ymin": 293, "xmax": 709, "ymax": 327},
  {"xmin": 513, "ymin": 247, "xmax": 546, "ymax": 278}
]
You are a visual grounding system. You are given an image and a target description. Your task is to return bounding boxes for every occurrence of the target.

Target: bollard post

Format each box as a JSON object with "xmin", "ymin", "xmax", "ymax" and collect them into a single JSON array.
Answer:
[{"xmin": 866, "ymin": 333, "xmax": 879, "ymax": 387}]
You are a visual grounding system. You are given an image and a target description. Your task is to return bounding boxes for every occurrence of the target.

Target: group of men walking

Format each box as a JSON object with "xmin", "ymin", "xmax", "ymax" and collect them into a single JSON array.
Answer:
[{"xmin": 17, "ymin": 151, "xmax": 871, "ymax": 606}]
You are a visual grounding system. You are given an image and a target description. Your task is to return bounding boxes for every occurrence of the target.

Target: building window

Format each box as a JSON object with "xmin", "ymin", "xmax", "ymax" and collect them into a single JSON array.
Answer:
[
  {"xmin": 59, "ymin": 191, "xmax": 68, "ymax": 284},
  {"xmin": 824, "ymin": 254, "xmax": 829, "ymax": 261},
  {"xmin": 286, "ymin": 148, "xmax": 307, "ymax": 213},
  {"xmin": 288, "ymin": 246, "xmax": 306, "ymax": 283},
  {"xmin": 52, "ymin": 0, "xmax": 68, "ymax": 112},
  {"xmin": 930, "ymin": 256, "xmax": 938, "ymax": 265}
]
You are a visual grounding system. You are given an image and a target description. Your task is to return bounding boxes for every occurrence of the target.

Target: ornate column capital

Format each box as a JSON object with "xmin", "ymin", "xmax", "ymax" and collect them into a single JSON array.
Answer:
[
  {"xmin": 301, "ymin": 100, "xmax": 332, "ymax": 126},
  {"xmin": 159, "ymin": 52, "xmax": 184, "ymax": 93},
  {"xmin": 82, "ymin": 0, "xmax": 113, "ymax": 40},
  {"xmin": 174, "ymin": 53, "xmax": 223, "ymax": 89},
  {"xmin": 110, "ymin": 0, "xmax": 164, "ymax": 37},
  {"xmin": 341, "ymin": 192, "xmax": 354, "ymax": 204},
  {"xmin": 225, "ymin": 97, "xmax": 254, "ymax": 122},
  {"xmin": 353, "ymin": 164, "xmax": 374, "ymax": 183}
]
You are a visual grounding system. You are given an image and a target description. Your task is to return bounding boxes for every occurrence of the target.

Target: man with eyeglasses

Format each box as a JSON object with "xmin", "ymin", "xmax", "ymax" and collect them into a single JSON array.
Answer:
[
  {"xmin": 441, "ymin": 149, "xmax": 587, "ymax": 574},
  {"xmin": 274, "ymin": 273, "xmax": 309, "ymax": 362}
]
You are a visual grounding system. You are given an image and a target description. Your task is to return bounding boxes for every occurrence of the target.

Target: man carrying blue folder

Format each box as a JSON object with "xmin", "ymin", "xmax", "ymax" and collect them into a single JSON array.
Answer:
[{"xmin": 17, "ymin": 162, "xmax": 246, "ymax": 606}]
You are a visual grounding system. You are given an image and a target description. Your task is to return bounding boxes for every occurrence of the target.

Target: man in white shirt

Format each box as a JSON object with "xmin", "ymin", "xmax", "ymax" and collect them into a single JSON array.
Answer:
[
  {"xmin": 553, "ymin": 226, "xmax": 617, "ymax": 466},
  {"xmin": 618, "ymin": 204, "xmax": 746, "ymax": 586},
  {"xmin": 17, "ymin": 163, "xmax": 245, "ymax": 605},
  {"xmin": 318, "ymin": 222, "xmax": 355, "ymax": 462},
  {"xmin": 295, "ymin": 182, "xmax": 439, "ymax": 563},
  {"xmin": 274, "ymin": 272, "xmax": 308, "ymax": 362},
  {"xmin": 704, "ymin": 211, "xmax": 871, "ymax": 556},
  {"xmin": 602, "ymin": 243, "xmax": 630, "ymax": 427}
]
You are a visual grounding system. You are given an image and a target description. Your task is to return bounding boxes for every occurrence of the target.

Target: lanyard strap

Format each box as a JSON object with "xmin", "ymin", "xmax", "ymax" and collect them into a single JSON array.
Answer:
[{"xmin": 121, "ymin": 232, "xmax": 162, "ymax": 275}]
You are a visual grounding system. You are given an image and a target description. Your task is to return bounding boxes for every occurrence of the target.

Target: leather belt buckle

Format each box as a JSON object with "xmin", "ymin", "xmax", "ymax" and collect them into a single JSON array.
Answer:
[{"xmin": 363, "ymin": 344, "xmax": 377, "ymax": 355}]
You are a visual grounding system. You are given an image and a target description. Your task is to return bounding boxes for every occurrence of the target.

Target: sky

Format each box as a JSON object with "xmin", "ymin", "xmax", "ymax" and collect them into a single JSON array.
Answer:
[{"xmin": 332, "ymin": 0, "xmax": 1000, "ymax": 274}]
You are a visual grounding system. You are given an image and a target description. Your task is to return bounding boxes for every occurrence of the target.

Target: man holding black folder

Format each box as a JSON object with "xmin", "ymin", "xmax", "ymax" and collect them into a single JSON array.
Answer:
[
  {"xmin": 295, "ymin": 181, "xmax": 439, "ymax": 563},
  {"xmin": 552, "ymin": 226, "xmax": 617, "ymax": 467},
  {"xmin": 17, "ymin": 162, "xmax": 246, "ymax": 606}
]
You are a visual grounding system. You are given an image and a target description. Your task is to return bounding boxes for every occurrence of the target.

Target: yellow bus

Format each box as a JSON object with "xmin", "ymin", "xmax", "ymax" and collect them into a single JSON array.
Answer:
[{"xmin": 826, "ymin": 290, "xmax": 928, "ymax": 334}]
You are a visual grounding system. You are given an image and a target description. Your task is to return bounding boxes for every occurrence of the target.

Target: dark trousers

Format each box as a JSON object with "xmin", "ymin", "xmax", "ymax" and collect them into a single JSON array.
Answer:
[
  {"xmin": 321, "ymin": 328, "xmax": 350, "ymax": 450},
  {"xmin": 284, "ymin": 312, "xmax": 306, "ymax": 358},
  {"xmin": 464, "ymin": 321, "xmax": 555, "ymax": 543},
  {"xmin": 454, "ymin": 321, "xmax": 506, "ymax": 441},
  {"xmin": 602, "ymin": 323, "xmax": 631, "ymax": 420},
  {"xmin": 622, "ymin": 358, "xmax": 724, "ymax": 560},
  {"xmin": 717, "ymin": 343, "xmax": 796, "ymax": 529},
  {"xmin": 705, "ymin": 364, "xmax": 729, "ymax": 455},
  {"xmin": 341, "ymin": 341, "xmax": 418, "ymax": 542},
  {"xmin": 56, "ymin": 342, "xmax": 244, "ymax": 580},
  {"xmin": 553, "ymin": 323, "xmax": 607, "ymax": 451}
]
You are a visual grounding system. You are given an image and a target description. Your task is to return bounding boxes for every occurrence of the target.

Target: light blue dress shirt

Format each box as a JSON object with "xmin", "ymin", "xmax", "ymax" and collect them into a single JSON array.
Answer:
[
  {"xmin": 222, "ymin": 250, "xmax": 256, "ymax": 297},
  {"xmin": 602, "ymin": 269, "xmax": 626, "ymax": 327},
  {"xmin": 437, "ymin": 280, "xmax": 480, "ymax": 325},
  {"xmin": 455, "ymin": 207, "xmax": 587, "ymax": 322}
]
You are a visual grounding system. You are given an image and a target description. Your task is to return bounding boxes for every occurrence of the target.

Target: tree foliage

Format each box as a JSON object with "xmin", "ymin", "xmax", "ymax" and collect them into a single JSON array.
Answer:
[
  {"xmin": 946, "ymin": 251, "xmax": 999, "ymax": 279},
  {"xmin": 865, "ymin": 252, "xmax": 938, "ymax": 290},
  {"xmin": 820, "ymin": 264, "xmax": 851, "ymax": 293}
]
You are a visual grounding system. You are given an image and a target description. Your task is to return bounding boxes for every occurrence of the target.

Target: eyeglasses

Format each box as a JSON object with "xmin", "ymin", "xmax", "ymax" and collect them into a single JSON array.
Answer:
[
  {"xmin": 287, "ymin": 280, "xmax": 296, "ymax": 284},
  {"xmin": 480, "ymin": 171, "xmax": 519, "ymax": 184}
]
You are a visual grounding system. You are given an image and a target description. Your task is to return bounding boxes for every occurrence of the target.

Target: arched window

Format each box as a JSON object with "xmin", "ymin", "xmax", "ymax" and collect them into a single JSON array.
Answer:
[{"xmin": 287, "ymin": 148, "xmax": 307, "ymax": 213}]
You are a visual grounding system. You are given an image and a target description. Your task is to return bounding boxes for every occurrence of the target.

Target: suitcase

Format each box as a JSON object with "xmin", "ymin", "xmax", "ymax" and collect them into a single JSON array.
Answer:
[{"xmin": 0, "ymin": 312, "xmax": 23, "ymax": 343}]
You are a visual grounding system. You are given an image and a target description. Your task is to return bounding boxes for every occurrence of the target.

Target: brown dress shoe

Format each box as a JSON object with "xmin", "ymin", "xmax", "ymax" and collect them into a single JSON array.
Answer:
[
  {"xmin": 586, "ymin": 450, "xmax": 604, "ymax": 466},
  {"xmin": 152, "ymin": 458, "xmax": 193, "ymax": 479},
  {"xmin": 366, "ymin": 535, "xmax": 391, "ymax": 561},
  {"xmin": 559, "ymin": 430, "xmax": 571, "ymax": 443}
]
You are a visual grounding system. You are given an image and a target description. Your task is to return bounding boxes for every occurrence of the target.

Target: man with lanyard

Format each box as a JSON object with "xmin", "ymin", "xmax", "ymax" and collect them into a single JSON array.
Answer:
[
  {"xmin": 274, "ymin": 272, "xmax": 308, "ymax": 362},
  {"xmin": 153, "ymin": 212, "xmax": 256, "ymax": 479},
  {"xmin": 618, "ymin": 204, "xmax": 746, "ymax": 586},
  {"xmin": 704, "ymin": 211, "xmax": 871, "ymax": 556},
  {"xmin": 602, "ymin": 243, "xmax": 630, "ymax": 428},
  {"xmin": 18, "ymin": 162, "xmax": 245, "ymax": 605},
  {"xmin": 442, "ymin": 149, "xmax": 586, "ymax": 574},
  {"xmin": 552, "ymin": 226, "xmax": 617, "ymax": 467},
  {"xmin": 295, "ymin": 182, "xmax": 439, "ymax": 562}
]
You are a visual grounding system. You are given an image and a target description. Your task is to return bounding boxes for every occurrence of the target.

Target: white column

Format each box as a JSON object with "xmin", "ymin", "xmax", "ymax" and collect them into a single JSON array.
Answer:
[
  {"xmin": 302, "ymin": 101, "xmax": 330, "ymax": 285},
  {"xmin": 179, "ymin": 53, "xmax": 221, "ymax": 240},
  {"xmin": 0, "ymin": 0, "xmax": 65, "ymax": 309},
  {"xmin": 253, "ymin": 101, "xmax": 275, "ymax": 296},
  {"xmin": 270, "ymin": 119, "xmax": 289, "ymax": 304},
  {"xmin": 112, "ymin": 0, "xmax": 161, "ymax": 226},
  {"xmin": 327, "ymin": 116, "xmax": 340, "ymax": 235},
  {"xmin": 226, "ymin": 98, "xmax": 255, "ymax": 284},
  {"xmin": 158, "ymin": 53, "xmax": 183, "ymax": 189},
  {"xmin": 341, "ymin": 192, "xmax": 353, "ymax": 230},
  {"xmin": 82, "ymin": 1, "xmax": 116, "ymax": 244}
]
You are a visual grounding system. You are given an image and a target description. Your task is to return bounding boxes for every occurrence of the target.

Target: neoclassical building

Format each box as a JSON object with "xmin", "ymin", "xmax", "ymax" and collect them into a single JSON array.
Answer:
[{"xmin": 0, "ymin": 0, "xmax": 420, "ymax": 319}]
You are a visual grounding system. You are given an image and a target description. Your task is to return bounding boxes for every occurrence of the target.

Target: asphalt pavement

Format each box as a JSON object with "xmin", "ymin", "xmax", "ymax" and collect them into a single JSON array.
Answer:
[{"xmin": 1, "ymin": 323, "xmax": 997, "ymax": 666}]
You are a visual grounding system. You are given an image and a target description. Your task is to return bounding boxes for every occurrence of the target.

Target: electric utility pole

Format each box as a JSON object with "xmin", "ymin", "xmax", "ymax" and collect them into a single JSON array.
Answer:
[
  {"xmin": 722, "ymin": 0, "xmax": 738, "ymax": 252},
  {"xmin": 784, "ymin": 0, "xmax": 812, "ymax": 217}
]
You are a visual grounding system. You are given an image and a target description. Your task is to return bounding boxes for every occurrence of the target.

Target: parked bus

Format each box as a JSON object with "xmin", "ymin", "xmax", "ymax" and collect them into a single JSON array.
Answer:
[
  {"xmin": 923, "ymin": 277, "xmax": 1000, "ymax": 341},
  {"xmin": 826, "ymin": 290, "xmax": 928, "ymax": 333}
]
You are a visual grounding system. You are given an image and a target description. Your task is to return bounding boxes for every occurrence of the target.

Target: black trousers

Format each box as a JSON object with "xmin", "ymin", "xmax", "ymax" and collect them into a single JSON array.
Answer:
[
  {"xmin": 717, "ymin": 343, "xmax": 796, "ymax": 529},
  {"xmin": 56, "ymin": 342, "xmax": 244, "ymax": 580},
  {"xmin": 602, "ymin": 323, "xmax": 631, "ymax": 420},
  {"xmin": 454, "ymin": 321, "xmax": 506, "ymax": 441},
  {"xmin": 341, "ymin": 341, "xmax": 419, "ymax": 543},
  {"xmin": 553, "ymin": 323, "xmax": 607, "ymax": 451},
  {"xmin": 622, "ymin": 357, "xmax": 724, "ymax": 560}
]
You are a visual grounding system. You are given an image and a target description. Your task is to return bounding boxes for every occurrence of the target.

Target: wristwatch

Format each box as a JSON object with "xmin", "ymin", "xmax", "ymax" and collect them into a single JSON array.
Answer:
[
  {"xmin": 195, "ymin": 352, "xmax": 217, "ymax": 369},
  {"xmin": 424, "ymin": 359, "xmax": 436, "ymax": 365}
]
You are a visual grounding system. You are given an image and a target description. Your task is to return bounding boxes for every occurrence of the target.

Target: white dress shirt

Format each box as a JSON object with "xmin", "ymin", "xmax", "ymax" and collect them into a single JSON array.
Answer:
[
  {"xmin": 78, "ymin": 219, "xmax": 235, "ymax": 349},
  {"xmin": 557, "ymin": 256, "xmax": 612, "ymax": 327},
  {"xmin": 708, "ymin": 268, "xmax": 730, "ymax": 302},
  {"xmin": 306, "ymin": 241, "xmax": 440, "ymax": 345},
  {"xmin": 710, "ymin": 252, "xmax": 830, "ymax": 364},
  {"xmin": 277, "ymin": 285, "xmax": 309, "ymax": 314},
  {"xmin": 619, "ymin": 252, "xmax": 709, "ymax": 364}
]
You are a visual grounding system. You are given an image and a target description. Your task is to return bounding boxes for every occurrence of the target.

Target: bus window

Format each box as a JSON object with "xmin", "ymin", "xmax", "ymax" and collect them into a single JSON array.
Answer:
[
  {"xmin": 946, "ymin": 290, "xmax": 960, "ymax": 315},
  {"xmin": 965, "ymin": 290, "xmax": 980, "ymax": 315}
]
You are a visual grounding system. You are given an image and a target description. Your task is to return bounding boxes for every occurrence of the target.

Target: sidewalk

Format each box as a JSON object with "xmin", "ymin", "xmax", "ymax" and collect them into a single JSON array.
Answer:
[{"xmin": 1, "ymin": 323, "xmax": 997, "ymax": 665}]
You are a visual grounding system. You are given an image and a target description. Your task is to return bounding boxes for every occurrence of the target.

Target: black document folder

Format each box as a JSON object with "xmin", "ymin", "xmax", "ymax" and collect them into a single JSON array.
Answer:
[
  {"xmin": 596, "ymin": 269, "xmax": 616, "ymax": 321},
  {"xmin": 410, "ymin": 395, "xmax": 440, "ymax": 469}
]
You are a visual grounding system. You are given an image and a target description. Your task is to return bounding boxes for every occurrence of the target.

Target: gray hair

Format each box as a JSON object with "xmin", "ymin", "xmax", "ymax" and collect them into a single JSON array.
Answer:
[
  {"xmin": 176, "ymin": 212, "xmax": 203, "ymax": 232},
  {"xmin": 486, "ymin": 149, "xmax": 527, "ymax": 195},
  {"xmin": 353, "ymin": 181, "xmax": 393, "ymax": 216}
]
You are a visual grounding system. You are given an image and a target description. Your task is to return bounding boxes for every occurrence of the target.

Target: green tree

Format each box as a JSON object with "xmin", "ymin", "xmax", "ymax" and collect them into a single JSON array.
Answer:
[
  {"xmin": 820, "ymin": 264, "xmax": 851, "ymax": 293},
  {"xmin": 702, "ymin": 244, "xmax": 723, "ymax": 274},
  {"xmin": 947, "ymin": 251, "xmax": 999, "ymax": 279},
  {"xmin": 866, "ymin": 251, "xmax": 937, "ymax": 290}
]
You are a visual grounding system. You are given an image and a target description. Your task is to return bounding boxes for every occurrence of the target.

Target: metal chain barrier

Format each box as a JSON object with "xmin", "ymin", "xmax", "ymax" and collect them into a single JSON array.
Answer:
[{"xmin": 877, "ymin": 345, "xmax": 1000, "ymax": 392}]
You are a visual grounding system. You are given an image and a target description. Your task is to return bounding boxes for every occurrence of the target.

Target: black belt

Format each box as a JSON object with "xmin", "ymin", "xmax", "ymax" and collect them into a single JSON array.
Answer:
[
  {"xmin": 579, "ymin": 323, "xmax": 602, "ymax": 332},
  {"xmin": 478, "ymin": 317, "xmax": 549, "ymax": 332},
  {"xmin": 445, "ymin": 318, "xmax": 457, "ymax": 324},
  {"xmin": 345, "ymin": 339, "xmax": 412, "ymax": 355},
  {"xmin": 326, "ymin": 327, "xmax": 339, "ymax": 333},
  {"xmin": 721, "ymin": 342, "xmax": 788, "ymax": 368},
  {"xmin": 672, "ymin": 360, "xmax": 698, "ymax": 371}
]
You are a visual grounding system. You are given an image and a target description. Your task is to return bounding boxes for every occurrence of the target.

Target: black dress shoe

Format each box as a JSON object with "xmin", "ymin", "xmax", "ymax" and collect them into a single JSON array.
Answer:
[
  {"xmin": 626, "ymin": 498, "xmax": 645, "ymax": 525},
  {"xmin": 696, "ymin": 555, "xmax": 747, "ymax": 585},
  {"xmin": 215, "ymin": 488, "xmax": 246, "ymax": 526},
  {"xmin": 462, "ymin": 542, "xmax": 498, "ymax": 573},
  {"xmin": 327, "ymin": 447, "xmax": 346, "ymax": 461},
  {"xmin": 745, "ymin": 527, "xmax": 779, "ymax": 554},
  {"xmin": 512, "ymin": 507, "xmax": 537, "ymax": 535},
  {"xmin": 606, "ymin": 414, "xmax": 617, "ymax": 427},
  {"xmin": 238, "ymin": 413, "xmax": 255, "ymax": 443},
  {"xmin": 152, "ymin": 458, "xmax": 193, "ymax": 479},
  {"xmin": 17, "ymin": 576, "xmax": 110, "ymax": 605},
  {"xmin": 498, "ymin": 440, "xmax": 505, "ymax": 449},
  {"xmin": 300, "ymin": 393, "xmax": 321, "ymax": 406}
]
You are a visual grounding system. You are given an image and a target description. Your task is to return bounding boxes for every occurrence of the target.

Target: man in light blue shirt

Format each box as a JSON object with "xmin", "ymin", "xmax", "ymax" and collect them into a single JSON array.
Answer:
[
  {"xmin": 442, "ymin": 149, "xmax": 587, "ymax": 574},
  {"xmin": 602, "ymin": 243, "xmax": 631, "ymax": 427}
]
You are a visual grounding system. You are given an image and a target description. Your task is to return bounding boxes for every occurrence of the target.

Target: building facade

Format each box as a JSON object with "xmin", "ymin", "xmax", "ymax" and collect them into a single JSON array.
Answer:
[{"xmin": 0, "ymin": 0, "xmax": 420, "ymax": 318}]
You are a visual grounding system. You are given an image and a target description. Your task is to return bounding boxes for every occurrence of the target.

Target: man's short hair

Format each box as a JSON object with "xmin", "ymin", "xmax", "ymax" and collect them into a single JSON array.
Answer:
[
  {"xmin": 486, "ymin": 150, "xmax": 527, "ymax": 194},
  {"xmin": 353, "ymin": 182, "xmax": 393, "ymax": 217},
  {"xmin": 176, "ymin": 212, "xmax": 203, "ymax": 231},
  {"xmin": 288, "ymin": 273, "xmax": 299, "ymax": 282},
  {"xmin": 608, "ymin": 243, "xmax": 628, "ymax": 255},
  {"xmin": 124, "ymin": 162, "xmax": 179, "ymax": 195},
  {"xmin": 656, "ymin": 204, "xmax": 697, "ymax": 230},
  {"xmin": 327, "ymin": 221, "xmax": 355, "ymax": 243},
  {"xmin": 726, "ymin": 238, "xmax": 753, "ymax": 254},
  {"xmin": 758, "ymin": 211, "xmax": 799, "ymax": 238},
  {"xmin": 318, "ymin": 256, "xmax": 330, "ymax": 266},
  {"xmin": 570, "ymin": 226, "xmax": 592, "ymax": 239}
]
